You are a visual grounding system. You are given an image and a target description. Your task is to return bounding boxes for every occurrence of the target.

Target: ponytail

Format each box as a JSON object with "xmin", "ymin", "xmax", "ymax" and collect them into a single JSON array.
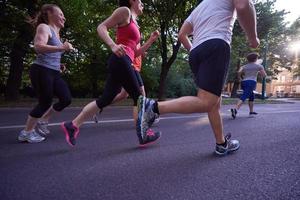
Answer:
[
  {"xmin": 119, "ymin": 0, "xmax": 131, "ymax": 8},
  {"xmin": 27, "ymin": 4, "xmax": 58, "ymax": 27}
]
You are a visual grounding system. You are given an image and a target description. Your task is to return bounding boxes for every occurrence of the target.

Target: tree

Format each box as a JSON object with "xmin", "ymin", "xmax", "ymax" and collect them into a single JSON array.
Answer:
[
  {"xmin": 141, "ymin": 0, "xmax": 198, "ymax": 100},
  {"xmin": 228, "ymin": 0, "xmax": 290, "ymax": 96},
  {"xmin": 2, "ymin": 0, "xmax": 39, "ymax": 100}
]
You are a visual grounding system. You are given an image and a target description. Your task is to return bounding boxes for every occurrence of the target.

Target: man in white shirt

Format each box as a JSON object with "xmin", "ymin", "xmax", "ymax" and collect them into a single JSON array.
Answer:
[{"xmin": 137, "ymin": 0, "xmax": 259, "ymax": 156}]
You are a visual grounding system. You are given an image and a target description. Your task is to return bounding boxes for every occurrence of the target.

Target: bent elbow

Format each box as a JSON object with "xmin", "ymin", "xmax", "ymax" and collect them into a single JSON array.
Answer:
[
  {"xmin": 97, "ymin": 23, "xmax": 106, "ymax": 36},
  {"xmin": 234, "ymin": 0, "xmax": 251, "ymax": 12},
  {"xmin": 178, "ymin": 33, "xmax": 186, "ymax": 43},
  {"xmin": 34, "ymin": 45, "xmax": 42, "ymax": 54}
]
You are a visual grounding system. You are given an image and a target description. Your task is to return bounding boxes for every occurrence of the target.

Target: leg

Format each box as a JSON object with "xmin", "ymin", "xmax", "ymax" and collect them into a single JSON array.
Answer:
[
  {"xmin": 26, "ymin": 66, "xmax": 54, "ymax": 131},
  {"xmin": 158, "ymin": 89, "xmax": 219, "ymax": 114},
  {"xmin": 248, "ymin": 89, "xmax": 258, "ymax": 117},
  {"xmin": 137, "ymin": 39, "xmax": 239, "ymax": 153},
  {"xmin": 73, "ymin": 74, "xmax": 121, "ymax": 128},
  {"xmin": 207, "ymin": 98, "xmax": 225, "ymax": 144},
  {"xmin": 72, "ymin": 101, "xmax": 100, "ymax": 127},
  {"xmin": 20, "ymin": 65, "xmax": 56, "ymax": 142},
  {"xmin": 235, "ymin": 81, "xmax": 248, "ymax": 110},
  {"xmin": 231, "ymin": 81, "xmax": 250, "ymax": 119},
  {"xmin": 40, "ymin": 75, "xmax": 72, "ymax": 122},
  {"xmin": 39, "ymin": 106, "xmax": 55, "ymax": 122},
  {"xmin": 235, "ymin": 99, "xmax": 244, "ymax": 110},
  {"xmin": 133, "ymin": 86, "xmax": 146, "ymax": 123},
  {"xmin": 248, "ymin": 100, "xmax": 254, "ymax": 112},
  {"xmin": 111, "ymin": 88, "xmax": 129, "ymax": 104},
  {"xmin": 61, "ymin": 72, "xmax": 121, "ymax": 146},
  {"xmin": 248, "ymin": 89, "xmax": 255, "ymax": 112}
]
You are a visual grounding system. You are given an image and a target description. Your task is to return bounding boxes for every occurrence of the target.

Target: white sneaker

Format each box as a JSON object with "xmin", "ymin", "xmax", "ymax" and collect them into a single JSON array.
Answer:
[
  {"xmin": 36, "ymin": 121, "xmax": 50, "ymax": 135},
  {"xmin": 18, "ymin": 130, "xmax": 45, "ymax": 143}
]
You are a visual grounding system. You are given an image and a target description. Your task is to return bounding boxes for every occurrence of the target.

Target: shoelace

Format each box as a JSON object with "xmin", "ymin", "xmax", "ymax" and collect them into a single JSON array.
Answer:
[
  {"xmin": 146, "ymin": 128, "xmax": 155, "ymax": 136},
  {"xmin": 32, "ymin": 131, "xmax": 43, "ymax": 138},
  {"xmin": 224, "ymin": 133, "xmax": 231, "ymax": 142},
  {"xmin": 38, "ymin": 121, "xmax": 48, "ymax": 126}
]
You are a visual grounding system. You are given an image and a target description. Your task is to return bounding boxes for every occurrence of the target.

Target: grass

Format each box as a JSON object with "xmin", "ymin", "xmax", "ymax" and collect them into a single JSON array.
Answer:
[{"xmin": 0, "ymin": 97, "xmax": 292, "ymax": 108}]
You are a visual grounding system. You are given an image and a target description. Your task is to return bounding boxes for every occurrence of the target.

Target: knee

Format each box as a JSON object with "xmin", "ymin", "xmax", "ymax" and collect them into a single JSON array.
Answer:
[
  {"xmin": 62, "ymin": 98, "xmax": 72, "ymax": 107},
  {"xmin": 54, "ymin": 98, "xmax": 71, "ymax": 111},
  {"xmin": 203, "ymin": 99, "xmax": 219, "ymax": 112},
  {"xmin": 120, "ymin": 92, "xmax": 129, "ymax": 99},
  {"xmin": 30, "ymin": 102, "xmax": 52, "ymax": 118}
]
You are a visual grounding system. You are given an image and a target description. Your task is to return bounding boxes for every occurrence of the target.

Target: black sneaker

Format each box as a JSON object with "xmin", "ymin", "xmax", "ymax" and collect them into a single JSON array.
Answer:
[
  {"xmin": 249, "ymin": 112, "xmax": 258, "ymax": 118},
  {"xmin": 61, "ymin": 121, "xmax": 79, "ymax": 146},
  {"xmin": 215, "ymin": 133, "xmax": 240, "ymax": 156},
  {"xmin": 139, "ymin": 128, "xmax": 161, "ymax": 147},
  {"xmin": 230, "ymin": 108, "xmax": 237, "ymax": 119}
]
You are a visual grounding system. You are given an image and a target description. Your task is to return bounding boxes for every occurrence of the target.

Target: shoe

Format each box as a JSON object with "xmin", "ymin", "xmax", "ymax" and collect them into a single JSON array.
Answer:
[
  {"xmin": 137, "ymin": 95, "xmax": 159, "ymax": 141},
  {"xmin": 154, "ymin": 116, "xmax": 160, "ymax": 124},
  {"xmin": 36, "ymin": 121, "xmax": 50, "ymax": 135},
  {"xmin": 249, "ymin": 112, "xmax": 258, "ymax": 118},
  {"xmin": 139, "ymin": 128, "xmax": 161, "ymax": 146},
  {"xmin": 61, "ymin": 121, "xmax": 79, "ymax": 146},
  {"xmin": 93, "ymin": 108, "xmax": 103, "ymax": 123},
  {"xmin": 230, "ymin": 108, "xmax": 237, "ymax": 119},
  {"xmin": 18, "ymin": 130, "xmax": 45, "ymax": 143},
  {"xmin": 215, "ymin": 133, "xmax": 240, "ymax": 156}
]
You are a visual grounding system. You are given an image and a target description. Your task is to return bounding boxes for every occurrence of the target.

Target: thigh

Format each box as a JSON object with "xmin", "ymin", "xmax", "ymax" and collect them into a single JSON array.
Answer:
[
  {"xmin": 98, "ymin": 73, "xmax": 123, "ymax": 106},
  {"xmin": 189, "ymin": 39, "xmax": 230, "ymax": 97},
  {"xmin": 108, "ymin": 54, "xmax": 140, "ymax": 99},
  {"xmin": 134, "ymin": 70, "xmax": 144, "ymax": 87},
  {"xmin": 53, "ymin": 75, "xmax": 71, "ymax": 100},
  {"xmin": 30, "ymin": 64, "xmax": 54, "ymax": 102},
  {"xmin": 241, "ymin": 81, "xmax": 254, "ymax": 100}
]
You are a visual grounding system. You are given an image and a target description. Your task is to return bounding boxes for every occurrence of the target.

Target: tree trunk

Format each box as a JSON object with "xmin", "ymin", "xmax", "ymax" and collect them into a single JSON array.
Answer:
[
  {"xmin": 157, "ymin": 41, "xmax": 181, "ymax": 100},
  {"xmin": 157, "ymin": 65, "xmax": 169, "ymax": 100},
  {"xmin": 231, "ymin": 53, "xmax": 242, "ymax": 97},
  {"xmin": 4, "ymin": 1, "xmax": 37, "ymax": 101},
  {"xmin": 5, "ymin": 41, "xmax": 26, "ymax": 101},
  {"xmin": 157, "ymin": 24, "xmax": 181, "ymax": 100}
]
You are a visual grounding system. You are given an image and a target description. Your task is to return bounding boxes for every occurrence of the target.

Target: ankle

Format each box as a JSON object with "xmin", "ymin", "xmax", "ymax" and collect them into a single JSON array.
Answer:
[
  {"xmin": 216, "ymin": 140, "xmax": 227, "ymax": 147},
  {"xmin": 23, "ymin": 129, "xmax": 33, "ymax": 134}
]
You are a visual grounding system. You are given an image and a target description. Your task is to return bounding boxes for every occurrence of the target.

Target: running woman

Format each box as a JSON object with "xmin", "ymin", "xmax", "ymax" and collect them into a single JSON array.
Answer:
[
  {"xmin": 61, "ymin": 0, "xmax": 161, "ymax": 146},
  {"xmin": 231, "ymin": 52, "xmax": 267, "ymax": 119},
  {"xmin": 18, "ymin": 4, "xmax": 73, "ymax": 143},
  {"xmin": 137, "ymin": 0, "xmax": 260, "ymax": 156},
  {"xmin": 94, "ymin": 31, "xmax": 160, "ymax": 124}
]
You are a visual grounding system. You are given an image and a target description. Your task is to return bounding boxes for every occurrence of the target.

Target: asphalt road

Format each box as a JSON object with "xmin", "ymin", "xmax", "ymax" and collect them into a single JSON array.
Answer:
[{"xmin": 0, "ymin": 101, "xmax": 299, "ymax": 200}]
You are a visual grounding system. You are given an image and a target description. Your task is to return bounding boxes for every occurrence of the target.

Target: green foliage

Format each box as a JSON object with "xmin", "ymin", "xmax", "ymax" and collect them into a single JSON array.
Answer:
[
  {"xmin": 228, "ymin": 0, "xmax": 294, "ymax": 86},
  {"xmin": 1, "ymin": 0, "xmax": 300, "ymax": 99}
]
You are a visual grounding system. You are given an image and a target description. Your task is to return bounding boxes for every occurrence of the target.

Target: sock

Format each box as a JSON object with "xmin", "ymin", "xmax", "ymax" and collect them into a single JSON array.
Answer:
[
  {"xmin": 23, "ymin": 130, "xmax": 33, "ymax": 134},
  {"xmin": 152, "ymin": 101, "xmax": 160, "ymax": 115},
  {"xmin": 217, "ymin": 140, "xmax": 227, "ymax": 147}
]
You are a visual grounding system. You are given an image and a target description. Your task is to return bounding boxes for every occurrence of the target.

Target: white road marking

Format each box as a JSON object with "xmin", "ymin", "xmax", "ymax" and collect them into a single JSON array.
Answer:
[{"xmin": 0, "ymin": 109, "xmax": 299, "ymax": 130}]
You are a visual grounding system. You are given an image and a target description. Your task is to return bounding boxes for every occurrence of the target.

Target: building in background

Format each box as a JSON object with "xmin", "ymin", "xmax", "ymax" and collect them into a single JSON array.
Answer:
[{"xmin": 271, "ymin": 65, "xmax": 300, "ymax": 97}]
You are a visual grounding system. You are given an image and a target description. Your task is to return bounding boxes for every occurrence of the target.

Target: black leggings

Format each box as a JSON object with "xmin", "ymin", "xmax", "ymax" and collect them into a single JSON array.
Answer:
[
  {"xmin": 96, "ymin": 54, "xmax": 141, "ymax": 108},
  {"xmin": 29, "ymin": 64, "xmax": 72, "ymax": 118}
]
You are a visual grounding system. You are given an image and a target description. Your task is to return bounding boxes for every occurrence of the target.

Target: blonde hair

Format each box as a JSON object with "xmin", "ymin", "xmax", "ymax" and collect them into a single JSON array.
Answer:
[{"xmin": 27, "ymin": 4, "xmax": 59, "ymax": 27}]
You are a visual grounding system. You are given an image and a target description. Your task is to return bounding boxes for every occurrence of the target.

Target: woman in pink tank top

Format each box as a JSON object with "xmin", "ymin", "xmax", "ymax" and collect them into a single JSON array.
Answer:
[{"xmin": 61, "ymin": 0, "xmax": 161, "ymax": 147}]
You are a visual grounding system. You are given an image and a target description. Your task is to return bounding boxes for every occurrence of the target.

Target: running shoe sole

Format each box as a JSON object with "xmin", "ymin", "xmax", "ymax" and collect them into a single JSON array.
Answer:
[
  {"xmin": 61, "ymin": 122, "xmax": 79, "ymax": 147},
  {"xmin": 215, "ymin": 144, "xmax": 240, "ymax": 156},
  {"xmin": 137, "ymin": 96, "xmax": 146, "ymax": 140},
  {"xmin": 139, "ymin": 132, "xmax": 162, "ymax": 147}
]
